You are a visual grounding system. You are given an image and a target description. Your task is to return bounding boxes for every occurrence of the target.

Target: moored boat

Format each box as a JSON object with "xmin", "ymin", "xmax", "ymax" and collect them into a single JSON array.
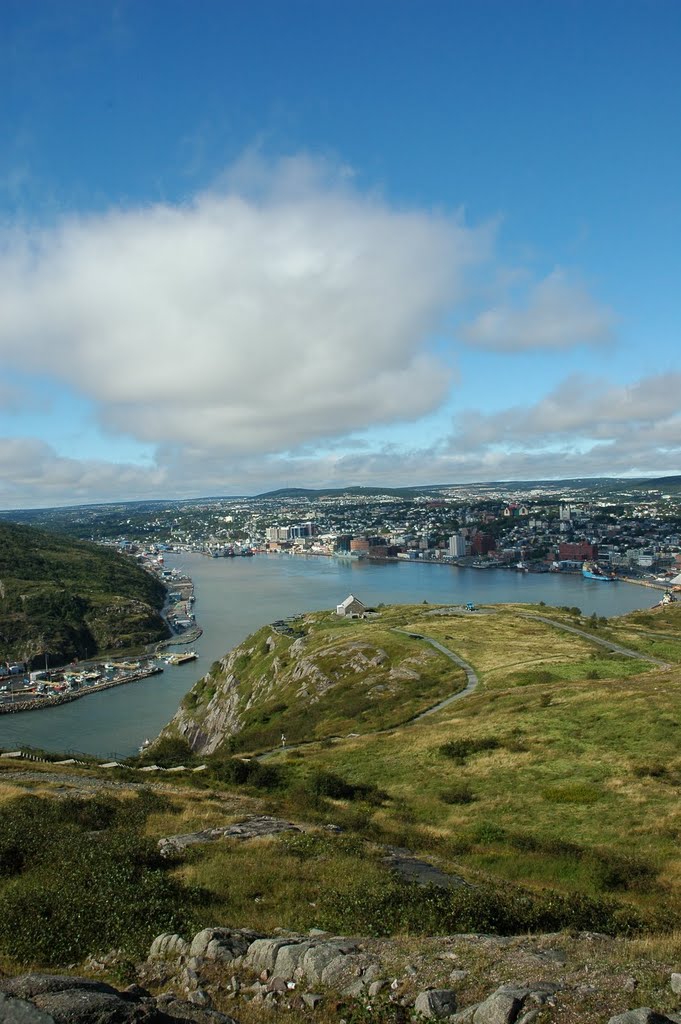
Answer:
[{"xmin": 582, "ymin": 561, "xmax": 616, "ymax": 581}]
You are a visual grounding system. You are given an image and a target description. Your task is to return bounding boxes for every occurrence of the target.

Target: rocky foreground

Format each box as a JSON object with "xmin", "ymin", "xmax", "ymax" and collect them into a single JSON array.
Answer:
[{"xmin": 3, "ymin": 926, "xmax": 681, "ymax": 1024}]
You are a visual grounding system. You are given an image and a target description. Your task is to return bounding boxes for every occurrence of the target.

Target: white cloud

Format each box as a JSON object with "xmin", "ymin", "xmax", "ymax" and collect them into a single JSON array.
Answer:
[
  {"xmin": 452, "ymin": 372, "xmax": 681, "ymax": 449},
  {"xmin": 461, "ymin": 269, "xmax": 615, "ymax": 351},
  {"xmin": 0, "ymin": 155, "xmax": 492, "ymax": 456}
]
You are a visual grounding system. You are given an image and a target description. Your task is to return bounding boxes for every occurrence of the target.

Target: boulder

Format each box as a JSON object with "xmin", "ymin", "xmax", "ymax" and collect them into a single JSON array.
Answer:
[
  {"xmin": 473, "ymin": 986, "xmax": 528, "ymax": 1024},
  {"xmin": 159, "ymin": 998, "xmax": 238, "ymax": 1022},
  {"xmin": 149, "ymin": 934, "xmax": 190, "ymax": 960},
  {"xmin": 244, "ymin": 937, "xmax": 302, "ymax": 973},
  {"xmin": 190, "ymin": 927, "xmax": 254, "ymax": 961},
  {"xmin": 0, "ymin": 977, "xmax": 120, "ymax": 1001},
  {"xmin": 672, "ymin": 974, "xmax": 681, "ymax": 996},
  {"xmin": 28, "ymin": 989, "xmax": 144, "ymax": 1023},
  {"xmin": 0, "ymin": 993, "xmax": 55, "ymax": 1024},
  {"xmin": 273, "ymin": 941, "xmax": 314, "ymax": 978},
  {"xmin": 414, "ymin": 989, "xmax": 458, "ymax": 1020},
  {"xmin": 302, "ymin": 941, "xmax": 357, "ymax": 985}
]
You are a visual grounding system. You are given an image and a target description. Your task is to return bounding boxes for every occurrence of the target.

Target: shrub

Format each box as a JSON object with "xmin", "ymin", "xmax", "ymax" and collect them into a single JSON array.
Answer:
[
  {"xmin": 439, "ymin": 783, "xmax": 476, "ymax": 805},
  {"xmin": 139, "ymin": 735, "xmax": 194, "ymax": 767},
  {"xmin": 0, "ymin": 792, "xmax": 206, "ymax": 965},
  {"xmin": 440, "ymin": 737, "xmax": 500, "ymax": 763},
  {"xmin": 317, "ymin": 873, "xmax": 654, "ymax": 938}
]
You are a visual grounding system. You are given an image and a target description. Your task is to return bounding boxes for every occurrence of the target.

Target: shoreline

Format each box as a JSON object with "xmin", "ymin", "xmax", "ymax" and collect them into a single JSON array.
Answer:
[{"xmin": 0, "ymin": 666, "xmax": 164, "ymax": 716}]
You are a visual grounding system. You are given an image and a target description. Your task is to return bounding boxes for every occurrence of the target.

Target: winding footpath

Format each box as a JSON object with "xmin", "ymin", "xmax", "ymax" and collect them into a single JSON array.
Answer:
[{"xmin": 391, "ymin": 628, "xmax": 479, "ymax": 721}]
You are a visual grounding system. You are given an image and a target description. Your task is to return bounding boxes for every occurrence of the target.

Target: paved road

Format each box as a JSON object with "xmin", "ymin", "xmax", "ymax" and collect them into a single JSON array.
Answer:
[{"xmin": 520, "ymin": 613, "xmax": 672, "ymax": 668}]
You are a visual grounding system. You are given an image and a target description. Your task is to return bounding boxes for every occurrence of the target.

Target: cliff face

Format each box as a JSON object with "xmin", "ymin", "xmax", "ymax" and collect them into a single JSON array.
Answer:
[{"xmin": 163, "ymin": 611, "xmax": 456, "ymax": 755}]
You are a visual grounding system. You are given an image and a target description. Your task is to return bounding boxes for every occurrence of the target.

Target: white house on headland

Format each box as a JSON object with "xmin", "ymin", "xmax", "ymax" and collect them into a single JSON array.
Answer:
[{"xmin": 336, "ymin": 594, "xmax": 366, "ymax": 618}]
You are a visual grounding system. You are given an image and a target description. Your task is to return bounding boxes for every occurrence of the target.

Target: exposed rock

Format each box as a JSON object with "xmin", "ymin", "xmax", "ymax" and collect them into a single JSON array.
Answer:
[
  {"xmin": 341, "ymin": 980, "xmax": 366, "ymax": 998},
  {"xmin": 301, "ymin": 993, "xmax": 323, "ymax": 1009},
  {"xmin": 187, "ymin": 990, "xmax": 209, "ymax": 1007},
  {"xmin": 245, "ymin": 937, "xmax": 302, "ymax": 973},
  {"xmin": 159, "ymin": 816, "xmax": 300, "ymax": 855},
  {"xmin": 414, "ymin": 988, "xmax": 458, "ymax": 1019},
  {"xmin": 382, "ymin": 846, "xmax": 470, "ymax": 889},
  {"xmin": 368, "ymin": 981, "xmax": 388, "ymax": 996},
  {"xmin": 304, "ymin": 942, "xmax": 358, "ymax": 985},
  {"xmin": 0, "ymin": 975, "xmax": 238, "ymax": 1024},
  {"xmin": 149, "ymin": 934, "xmax": 190, "ymax": 960},
  {"xmin": 450, "ymin": 1008, "xmax": 480, "ymax": 1024},
  {"xmin": 473, "ymin": 986, "xmax": 528, "ymax": 1024},
  {"xmin": 0, "ymin": 977, "xmax": 121, "ymax": 1001},
  {"xmin": 160, "ymin": 998, "xmax": 238, "ymax": 1022},
  {"xmin": 26, "ymin": 989, "xmax": 147, "ymax": 1023},
  {"xmin": 189, "ymin": 927, "xmax": 256, "ymax": 961},
  {"xmin": 273, "ymin": 941, "xmax": 315, "ymax": 977},
  {"xmin": 450, "ymin": 970, "xmax": 469, "ymax": 984},
  {"xmin": 0, "ymin": 992, "xmax": 56, "ymax": 1023},
  {"xmin": 671, "ymin": 973, "xmax": 681, "ymax": 995}
]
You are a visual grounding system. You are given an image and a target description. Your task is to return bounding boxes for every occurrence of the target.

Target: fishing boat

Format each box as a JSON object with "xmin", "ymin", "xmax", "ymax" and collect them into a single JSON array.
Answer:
[
  {"xmin": 582, "ymin": 561, "xmax": 616, "ymax": 581},
  {"xmin": 166, "ymin": 650, "xmax": 199, "ymax": 665}
]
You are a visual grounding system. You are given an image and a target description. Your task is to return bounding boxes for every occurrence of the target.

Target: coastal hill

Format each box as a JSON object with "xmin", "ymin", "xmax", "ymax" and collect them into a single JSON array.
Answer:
[
  {"xmin": 0, "ymin": 521, "xmax": 169, "ymax": 666},
  {"xmin": 159, "ymin": 599, "xmax": 681, "ymax": 923},
  {"xmin": 1, "ymin": 600, "xmax": 681, "ymax": 1020}
]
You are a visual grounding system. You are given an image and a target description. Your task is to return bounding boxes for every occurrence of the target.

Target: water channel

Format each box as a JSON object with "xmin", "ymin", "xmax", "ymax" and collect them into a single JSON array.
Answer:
[{"xmin": 0, "ymin": 553, "xmax": 659, "ymax": 758}]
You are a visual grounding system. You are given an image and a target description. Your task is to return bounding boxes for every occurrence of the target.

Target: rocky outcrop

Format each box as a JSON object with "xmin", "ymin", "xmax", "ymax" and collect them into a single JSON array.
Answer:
[
  {"xmin": 0, "ymin": 974, "xmax": 239, "ymax": 1023},
  {"xmin": 159, "ymin": 616, "xmax": 433, "ymax": 755},
  {"xmin": 134, "ymin": 926, "xmax": 681, "ymax": 1024},
  {"xmin": 158, "ymin": 816, "xmax": 301, "ymax": 856}
]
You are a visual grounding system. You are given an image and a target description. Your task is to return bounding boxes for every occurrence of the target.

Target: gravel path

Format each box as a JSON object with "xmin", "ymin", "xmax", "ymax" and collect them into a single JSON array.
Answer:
[
  {"xmin": 520, "ymin": 613, "xmax": 672, "ymax": 667},
  {"xmin": 391, "ymin": 629, "xmax": 479, "ymax": 721}
]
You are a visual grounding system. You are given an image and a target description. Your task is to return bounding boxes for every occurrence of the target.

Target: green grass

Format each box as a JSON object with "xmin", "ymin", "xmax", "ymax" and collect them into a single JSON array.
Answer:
[
  {"xmin": 225, "ymin": 602, "xmax": 681, "ymax": 916},
  {"xmin": 176, "ymin": 609, "xmax": 466, "ymax": 754}
]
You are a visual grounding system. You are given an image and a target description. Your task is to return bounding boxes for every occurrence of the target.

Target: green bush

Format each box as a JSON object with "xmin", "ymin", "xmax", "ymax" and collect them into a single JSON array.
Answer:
[
  {"xmin": 0, "ymin": 792, "xmax": 205, "ymax": 965},
  {"xmin": 439, "ymin": 783, "xmax": 476, "ymax": 805},
  {"xmin": 317, "ymin": 874, "xmax": 655, "ymax": 938},
  {"xmin": 440, "ymin": 737, "xmax": 500, "ymax": 763}
]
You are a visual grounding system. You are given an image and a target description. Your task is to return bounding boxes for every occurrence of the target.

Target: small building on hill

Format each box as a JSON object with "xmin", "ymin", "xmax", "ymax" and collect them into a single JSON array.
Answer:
[{"xmin": 336, "ymin": 594, "xmax": 366, "ymax": 618}]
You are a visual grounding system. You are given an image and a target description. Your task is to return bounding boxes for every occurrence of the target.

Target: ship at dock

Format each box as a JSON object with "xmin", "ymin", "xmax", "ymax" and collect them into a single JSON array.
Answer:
[
  {"xmin": 165, "ymin": 650, "xmax": 199, "ymax": 665},
  {"xmin": 582, "ymin": 561, "xmax": 617, "ymax": 581}
]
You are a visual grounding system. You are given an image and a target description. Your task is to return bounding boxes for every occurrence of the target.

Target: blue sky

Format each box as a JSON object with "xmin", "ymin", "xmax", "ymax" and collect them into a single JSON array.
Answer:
[{"xmin": 1, "ymin": 0, "xmax": 680, "ymax": 507}]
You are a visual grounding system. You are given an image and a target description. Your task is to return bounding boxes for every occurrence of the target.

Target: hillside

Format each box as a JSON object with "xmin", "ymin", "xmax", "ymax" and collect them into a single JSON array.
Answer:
[
  {"xmin": 158, "ymin": 600, "xmax": 681, "ymax": 921},
  {"xmin": 0, "ymin": 522, "xmax": 169, "ymax": 666},
  {"xmin": 164, "ymin": 604, "xmax": 468, "ymax": 754},
  {"xmin": 2, "ymin": 601, "xmax": 681, "ymax": 1021}
]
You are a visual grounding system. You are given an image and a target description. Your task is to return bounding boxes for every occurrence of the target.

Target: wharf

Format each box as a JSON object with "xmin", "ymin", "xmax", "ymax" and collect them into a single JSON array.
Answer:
[{"xmin": 0, "ymin": 666, "xmax": 163, "ymax": 716}]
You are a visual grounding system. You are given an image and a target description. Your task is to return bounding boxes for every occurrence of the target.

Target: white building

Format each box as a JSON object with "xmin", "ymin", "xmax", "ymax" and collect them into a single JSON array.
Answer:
[
  {"xmin": 448, "ymin": 533, "xmax": 467, "ymax": 557},
  {"xmin": 336, "ymin": 594, "xmax": 366, "ymax": 618}
]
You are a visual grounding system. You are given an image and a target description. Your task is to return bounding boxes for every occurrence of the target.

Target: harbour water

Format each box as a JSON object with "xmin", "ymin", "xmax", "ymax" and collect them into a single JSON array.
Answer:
[{"xmin": 0, "ymin": 553, "xmax": 659, "ymax": 758}]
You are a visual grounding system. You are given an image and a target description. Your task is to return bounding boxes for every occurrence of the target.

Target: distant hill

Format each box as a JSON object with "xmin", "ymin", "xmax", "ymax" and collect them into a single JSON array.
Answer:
[
  {"xmin": 255, "ymin": 485, "xmax": 432, "ymax": 499},
  {"xmin": 0, "ymin": 522, "xmax": 169, "ymax": 667}
]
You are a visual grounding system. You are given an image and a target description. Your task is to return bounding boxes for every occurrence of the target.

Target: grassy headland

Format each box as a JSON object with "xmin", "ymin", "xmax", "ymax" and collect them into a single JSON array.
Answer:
[{"xmin": 0, "ymin": 521, "xmax": 169, "ymax": 666}]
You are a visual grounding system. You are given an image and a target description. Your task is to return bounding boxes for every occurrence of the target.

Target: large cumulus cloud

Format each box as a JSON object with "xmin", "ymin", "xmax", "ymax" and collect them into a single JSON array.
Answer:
[{"xmin": 0, "ymin": 157, "xmax": 492, "ymax": 455}]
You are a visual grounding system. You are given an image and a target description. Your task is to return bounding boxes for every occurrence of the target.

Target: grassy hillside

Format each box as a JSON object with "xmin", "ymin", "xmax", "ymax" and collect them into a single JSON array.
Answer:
[
  {"xmin": 166, "ymin": 604, "xmax": 466, "ymax": 754},
  {"xmin": 0, "ymin": 521, "xmax": 169, "ymax": 666},
  {"xmin": 156, "ymin": 599, "xmax": 681, "ymax": 925}
]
